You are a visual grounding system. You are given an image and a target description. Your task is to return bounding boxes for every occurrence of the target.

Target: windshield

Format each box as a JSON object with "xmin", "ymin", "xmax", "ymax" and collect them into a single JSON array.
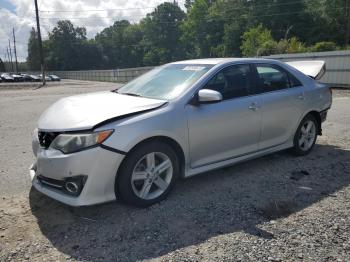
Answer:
[{"xmin": 116, "ymin": 64, "xmax": 213, "ymax": 100}]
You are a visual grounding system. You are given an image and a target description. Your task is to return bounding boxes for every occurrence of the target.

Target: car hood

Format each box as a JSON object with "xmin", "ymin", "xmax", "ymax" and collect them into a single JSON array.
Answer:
[{"xmin": 38, "ymin": 91, "xmax": 166, "ymax": 131}]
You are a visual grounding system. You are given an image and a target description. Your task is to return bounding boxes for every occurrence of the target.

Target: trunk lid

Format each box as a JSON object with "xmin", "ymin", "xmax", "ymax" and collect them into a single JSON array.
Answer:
[{"xmin": 286, "ymin": 60, "xmax": 326, "ymax": 80}]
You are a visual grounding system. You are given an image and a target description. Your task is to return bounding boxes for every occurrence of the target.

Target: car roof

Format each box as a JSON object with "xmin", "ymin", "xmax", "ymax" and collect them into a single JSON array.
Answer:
[{"xmin": 170, "ymin": 57, "xmax": 279, "ymax": 65}]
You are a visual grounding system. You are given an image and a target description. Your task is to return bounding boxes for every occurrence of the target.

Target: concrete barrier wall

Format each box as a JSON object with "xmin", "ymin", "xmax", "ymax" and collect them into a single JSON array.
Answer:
[
  {"xmin": 40, "ymin": 50, "xmax": 349, "ymax": 86},
  {"xmin": 48, "ymin": 66, "xmax": 154, "ymax": 83}
]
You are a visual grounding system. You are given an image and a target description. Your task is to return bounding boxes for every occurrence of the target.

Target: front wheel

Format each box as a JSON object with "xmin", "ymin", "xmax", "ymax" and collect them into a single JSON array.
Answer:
[
  {"xmin": 292, "ymin": 114, "xmax": 318, "ymax": 156},
  {"xmin": 116, "ymin": 141, "xmax": 179, "ymax": 207}
]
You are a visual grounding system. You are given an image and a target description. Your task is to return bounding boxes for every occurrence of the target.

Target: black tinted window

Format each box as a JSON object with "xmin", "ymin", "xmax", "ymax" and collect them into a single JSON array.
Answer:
[
  {"xmin": 204, "ymin": 64, "xmax": 252, "ymax": 100},
  {"xmin": 256, "ymin": 65, "xmax": 290, "ymax": 92},
  {"xmin": 288, "ymin": 73, "xmax": 302, "ymax": 87}
]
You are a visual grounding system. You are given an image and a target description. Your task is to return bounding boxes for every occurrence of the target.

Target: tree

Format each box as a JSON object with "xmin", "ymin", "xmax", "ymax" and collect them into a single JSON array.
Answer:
[
  {"xmin": 27, "ymin": 28, "xmax": 41, "ymax": 71},
  {"xmin": 141, "ymin": 2, "xmax": 186, "ymax": 65},
  {"xmin": 95, "ymin": 20, "xmax": 133, "ymax": 68},
  {"xmin": 305, "ymin": 0, "xmax": 350, "ymax": 45},
  {"xmin": 45, "ymin": 20, "xmax": 98, "ymax": 70},
  {"xmin": 181, "ymin": 0, "xmax": 217, "ymax": 58},
  {"xmin": 248, "ymin": 0, "xmax": 313, "ymax": 43},
  {"xmin": 185, "ymin": 0, "xmax": 195, "ymax": 10},
  {"xmin": 123, "ymin": 24, "xmax": 146, "ymax": 67},
  {"xmin": 210, "ymin": 0, "xmax": 252, "ymax": 57},
  {"xmin": 25, "ymin": 1, "xmax": 350, "ymax": 71},
  {"xmin": 240, "ymin": 25, "xmax": 277, "ymax": 57}
]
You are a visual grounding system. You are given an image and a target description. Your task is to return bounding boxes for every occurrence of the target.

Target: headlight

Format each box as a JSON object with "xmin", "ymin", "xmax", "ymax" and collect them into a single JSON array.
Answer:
[{"xmin": 50, "ymin": 130, "xmax": 113, "ymax": 154}]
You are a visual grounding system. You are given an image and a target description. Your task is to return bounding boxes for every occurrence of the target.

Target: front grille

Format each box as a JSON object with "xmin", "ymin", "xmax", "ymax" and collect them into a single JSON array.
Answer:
[{"xmin": 38, "ymin": 131, "xmax": 59, "ymax": 148}]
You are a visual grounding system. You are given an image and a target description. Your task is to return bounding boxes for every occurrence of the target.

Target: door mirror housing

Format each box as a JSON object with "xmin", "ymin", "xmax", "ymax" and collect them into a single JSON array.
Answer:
[{"xmin": 198, "ymin": 89, "xmax": 223, "ymax": 103}]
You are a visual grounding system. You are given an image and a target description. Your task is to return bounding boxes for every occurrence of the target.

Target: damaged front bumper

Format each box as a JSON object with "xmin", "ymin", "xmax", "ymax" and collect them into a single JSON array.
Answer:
[{"xmin": 30, "ymin": 145, "xmax": 125, "ymax": 206}]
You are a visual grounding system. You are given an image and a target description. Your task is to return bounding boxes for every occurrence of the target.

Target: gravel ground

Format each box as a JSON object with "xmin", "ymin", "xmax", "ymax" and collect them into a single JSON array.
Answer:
[{"xmin": 0, "ymin": 81, "xmax": 349, "ymax": 261}]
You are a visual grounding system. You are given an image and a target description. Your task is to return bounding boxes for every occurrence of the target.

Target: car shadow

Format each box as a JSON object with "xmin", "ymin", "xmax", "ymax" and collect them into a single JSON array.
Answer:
[{"xmin": 29, "ymin": 144, "xmax": 350, "ymax": 261}]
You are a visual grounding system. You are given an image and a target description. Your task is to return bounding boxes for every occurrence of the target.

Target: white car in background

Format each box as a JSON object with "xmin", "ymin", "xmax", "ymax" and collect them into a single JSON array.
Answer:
[
  {"xmin": 1, "ymin": 73, "xmax": 14, "ymax": 82},
  {"xmin": 49, "ymin": 75, "xmax": 61, "ymax": 81}
]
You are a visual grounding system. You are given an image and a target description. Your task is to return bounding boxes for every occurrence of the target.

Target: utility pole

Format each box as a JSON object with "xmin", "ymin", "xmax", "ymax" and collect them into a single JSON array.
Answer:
[
  {"xmin": 5, "ymin": 49, "xmax": 10, "ymax": 72},
  {"xmin": 0, "ymin": 57, "xmax": 5, "ymax": 72},
  {"xmin": 346, "ymin": 0, "xmax": 350, "ymax": 45},
  {"xmin": 34, "ymin": 0, "xmax": 45, "ymax": 86},
  {"xmin": 13, "ymin": 28, "xmax": 18, "ymax": 73},
  {"xmin": 8, "ymin": 40, "xmax": 14, "ymax": 72},
  {"xmin": 4, "ymin": 52, "xmax": 7, "ymax": 72}
]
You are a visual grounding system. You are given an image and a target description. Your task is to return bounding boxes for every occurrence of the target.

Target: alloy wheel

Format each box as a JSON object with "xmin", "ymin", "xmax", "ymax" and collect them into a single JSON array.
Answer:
[
  {"xmin": 298, "ymin": 120, "xmax": 316, "ymax": 151},
  {"xmin": 131, "ymin": 152, "xmax": 173, "ymax": 200}
]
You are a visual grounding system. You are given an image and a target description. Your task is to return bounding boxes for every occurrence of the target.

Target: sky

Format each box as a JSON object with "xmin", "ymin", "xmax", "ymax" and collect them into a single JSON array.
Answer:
[{"xmin": 0, "ymin": 0, "xmax": 185, "ymax": 62}]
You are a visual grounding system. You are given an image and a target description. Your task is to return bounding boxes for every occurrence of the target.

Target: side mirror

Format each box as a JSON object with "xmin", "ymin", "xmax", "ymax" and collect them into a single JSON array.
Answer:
[{"xmin": 198, "ymin": 89, "xmax": 223, "ymax": 103}]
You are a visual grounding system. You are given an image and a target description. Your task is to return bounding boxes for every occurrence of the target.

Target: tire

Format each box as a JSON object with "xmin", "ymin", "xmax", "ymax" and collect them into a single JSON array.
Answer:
[
  {"xmin": 291, "ymin": 114, "xmax": 318, "ymax": 156},
  {"xmin": 116, "ymin": 141, "xmax": 179, "ymax": 207}
]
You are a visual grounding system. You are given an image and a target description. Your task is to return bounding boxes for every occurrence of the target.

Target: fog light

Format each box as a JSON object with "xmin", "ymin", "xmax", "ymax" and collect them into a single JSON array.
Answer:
[
  {"xmin": 65, "ymin": 181, "xmax": 79, "ymax": 194},
  {"xmin": 64, "ymin": 175, "xmax": 87, "ymax": 196}
]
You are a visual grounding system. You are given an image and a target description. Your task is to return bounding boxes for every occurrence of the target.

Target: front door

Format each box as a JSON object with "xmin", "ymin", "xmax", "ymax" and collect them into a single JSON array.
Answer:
[{"xmin": 185, "ymin": 64, "xmax": 261, "ymax": 168}]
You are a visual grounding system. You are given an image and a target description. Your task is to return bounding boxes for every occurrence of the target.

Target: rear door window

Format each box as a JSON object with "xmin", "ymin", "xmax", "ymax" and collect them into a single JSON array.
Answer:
[
  {"xmin": 288, "ymin": 72, "xmax": 302, "ymax": 87},
  {"xmin": 255, "ymin": 64, "xmax": 290, "ymax": 92}
]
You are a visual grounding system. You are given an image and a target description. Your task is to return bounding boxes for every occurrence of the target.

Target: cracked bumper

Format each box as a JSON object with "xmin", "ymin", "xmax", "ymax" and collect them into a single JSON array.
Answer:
[{"xmin": 30, "ymin": 146, "xmax": 125, "ymax": 206}]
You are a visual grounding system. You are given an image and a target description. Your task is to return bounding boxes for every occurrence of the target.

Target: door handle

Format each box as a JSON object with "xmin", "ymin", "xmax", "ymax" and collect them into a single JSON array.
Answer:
[{"xmin": 248, "ymin": 102, "xmax": 259, "ymax": 111}]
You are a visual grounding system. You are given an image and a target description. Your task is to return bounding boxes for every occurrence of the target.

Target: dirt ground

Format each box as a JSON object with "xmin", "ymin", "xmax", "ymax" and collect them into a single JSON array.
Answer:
[{"xmin": 0, "ymin": 81, "xmax": 349, "ymax": 261}]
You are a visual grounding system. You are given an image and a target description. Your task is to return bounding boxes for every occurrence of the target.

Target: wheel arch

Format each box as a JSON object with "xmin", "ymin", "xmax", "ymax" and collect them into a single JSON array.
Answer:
[
  {"xmin": 305, "ymin": 110, "xmax": 322, "ymax": 135},
  {"xmin": 117, "ymin": 136, "xmax": 186, "ymax": 180}
]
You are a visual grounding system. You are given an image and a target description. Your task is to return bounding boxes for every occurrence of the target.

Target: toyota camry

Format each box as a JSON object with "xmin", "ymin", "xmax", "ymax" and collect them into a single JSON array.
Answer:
[{"xmin": 30, "ymin": 58, "xmax": 332, "ymax": 207}]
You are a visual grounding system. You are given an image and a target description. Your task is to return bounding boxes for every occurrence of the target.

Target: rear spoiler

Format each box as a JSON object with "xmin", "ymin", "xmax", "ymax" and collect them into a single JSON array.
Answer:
[{"xmin": 286, "ymin": 60, "xmax": 326, "ymax": 80}]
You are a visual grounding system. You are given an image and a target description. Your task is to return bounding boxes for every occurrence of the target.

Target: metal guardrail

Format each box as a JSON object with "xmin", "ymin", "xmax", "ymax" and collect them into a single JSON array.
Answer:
[{"xmin": 48, "ymin": 66, "xmax": 154, "ymax": 83}]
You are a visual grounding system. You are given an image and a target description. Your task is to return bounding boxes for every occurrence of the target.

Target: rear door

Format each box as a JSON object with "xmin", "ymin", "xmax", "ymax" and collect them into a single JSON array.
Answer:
[
  {"xmin": 185, "ymin": 64, "xmax": 262, "ymax": 168},
  {"xmin": 253, "ymin": 63, "xmax": 307, "ymax": 149}
]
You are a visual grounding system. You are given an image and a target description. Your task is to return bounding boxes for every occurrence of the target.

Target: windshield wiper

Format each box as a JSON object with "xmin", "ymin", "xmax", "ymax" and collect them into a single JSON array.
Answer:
[
  {"xmin": 112, "ymin": 90, "xmax": 141, "ymax": 97},
  {"xmin": 121, "ymin": 92, "xmax": 141, "ymax": 97}
]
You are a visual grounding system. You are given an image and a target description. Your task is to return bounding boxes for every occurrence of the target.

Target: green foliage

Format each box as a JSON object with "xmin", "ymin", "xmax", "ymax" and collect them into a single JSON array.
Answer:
[
  {"xmin": 26, "ymin": 0, "xmax": 350, "ymax": 70},
  {"xmin": 310, "ymin": 41, "xmax": 339, "ymax": 52},
  {"xmin": 241, "ymin": 25, "xmax": 277, "ymax": 56},
  {"xmin": 240, "ymin": 25, "xmax": 329, "ymax": 57},
  {"xmin": 95, "ymin": 20, "xmax": 136, "ymax": 68},
  {"xmin": 44, "ymin": 20, "xmax": 102, "ymax": 70},
  {"xmin": 184, "ymin": 0, "xmax": 195, "ymax": 10},
  {"xmin": 141, "ymin": 2, "xmax": 186, "ymax": 65},
  {"xmin": 181, "ymin": 0, "xmax": 213, "ymax": 58},
  {"xmin": 27, "ymin": 28, "xmax": 41, "ymax": 71},
  {"xmin": 305, "ymin": 0, "xmax": 350, "ymax": 45}
]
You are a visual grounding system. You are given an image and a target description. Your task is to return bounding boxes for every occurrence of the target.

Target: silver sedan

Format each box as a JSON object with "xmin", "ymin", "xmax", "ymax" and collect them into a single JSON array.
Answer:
[{"xmin": 30, "ymin": 58, "xmax": 332, "ymax": 207}]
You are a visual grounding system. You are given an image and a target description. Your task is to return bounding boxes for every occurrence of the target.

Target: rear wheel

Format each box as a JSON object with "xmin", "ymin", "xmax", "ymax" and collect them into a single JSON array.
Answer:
[
  {"xmin": 292, "ymin": 114, "xmax": 318, "ymax": 156},
  {"xmin": 116, "ymin": 141, "xmax": 179, "ymax": 207}
]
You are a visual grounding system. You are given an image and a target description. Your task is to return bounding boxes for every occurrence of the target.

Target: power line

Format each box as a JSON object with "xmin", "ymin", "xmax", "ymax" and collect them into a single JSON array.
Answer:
[
  {"xmin": 35, "ymin": 0, "xmax": 334, "ymax": 16},
  {"xmin": 37, "ymin": 6, "xmax": 349, "ymax": 23},
  {"xmin": 35, "ymin": 0, "xmax": 309, "ymax": 13},
  {"xmin": 39, "ymin": 6, "xmax": 167, "ymax": 13},
  {"xmin": 37, "ymin": 0, "xmax": 185, "ymax": 12}
]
